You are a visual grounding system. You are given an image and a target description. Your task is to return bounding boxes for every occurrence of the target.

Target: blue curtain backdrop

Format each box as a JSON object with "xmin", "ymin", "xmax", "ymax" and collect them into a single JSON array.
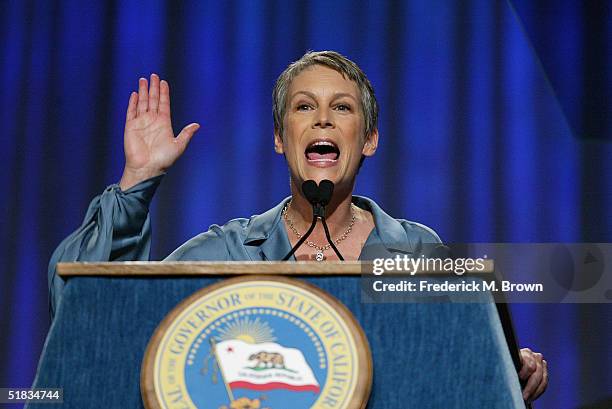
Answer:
[{"xmin": 1, "ymin": 1, "xmax": 611, "ymax": 408}]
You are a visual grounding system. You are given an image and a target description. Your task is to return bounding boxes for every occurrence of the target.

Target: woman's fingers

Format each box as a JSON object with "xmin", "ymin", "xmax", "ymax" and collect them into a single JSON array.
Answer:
[
  {"xmin": 176, "ymin": 123, "xmax": 200, "ymax": 152},
  {"xmin": 159, "ymin": 80, "xmax": 171, "ymax": 117},
  {"xmin": 518, "ymin": 348, "xmax": 536, "ymax": 380},
  {"xmin": 523, "ymin": 358, "xmax": 544, "ymax": 401},
  {"xmin": 519, "ymin": 349, "xmax": 547, "ymax": 402},
  {"xmin": 126, "ymin": 92, "xmax": 138, "ymax": 121},
  {"xmin": 131, "ymin": 74, "xmax": 168, "ymax": 117},
  {"xmin": 149, "ymin": 73, "xmax": 160, "ymax": 113},
  {"xmin": 137, "ymin": 77, "xmax": 149, "ymax": 114},
  {"xmin": 532, "ymin": 359, "xmax": 548, "ymax": 400}
]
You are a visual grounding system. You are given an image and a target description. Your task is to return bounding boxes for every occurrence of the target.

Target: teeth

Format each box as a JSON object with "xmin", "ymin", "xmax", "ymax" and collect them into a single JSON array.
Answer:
[{"xmin": 309, "ymin": 141, "xmax": 337, "ymax": 148}]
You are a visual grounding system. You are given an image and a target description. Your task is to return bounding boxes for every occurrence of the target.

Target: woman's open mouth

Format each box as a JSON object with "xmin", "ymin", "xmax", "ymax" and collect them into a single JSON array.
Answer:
[{"xmin": 304, "ymin": 140, "xmax": 340, "ymax": 168}]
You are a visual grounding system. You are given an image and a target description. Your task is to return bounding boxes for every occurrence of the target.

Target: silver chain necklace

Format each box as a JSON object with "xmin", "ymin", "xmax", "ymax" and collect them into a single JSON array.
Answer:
[{"xmin": 282, "ymin": 200, "xmax": 356, "ymax": 261}]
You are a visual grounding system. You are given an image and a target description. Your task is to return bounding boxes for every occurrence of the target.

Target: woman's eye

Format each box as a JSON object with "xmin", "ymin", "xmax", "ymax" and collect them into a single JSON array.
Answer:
[
  {"xmin": 335, "ymin": 104, "xmax": 351, "ymax": 111},
  {"xmin": 297, "ymin": 104, "xmax": 312, "ymax": 111}
]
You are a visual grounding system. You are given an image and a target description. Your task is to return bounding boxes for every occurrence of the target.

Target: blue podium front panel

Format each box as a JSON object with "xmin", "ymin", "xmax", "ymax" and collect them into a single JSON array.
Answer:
[{"xmin": 30, "ymin": 276, "xmax": 523, "ymax": 408}]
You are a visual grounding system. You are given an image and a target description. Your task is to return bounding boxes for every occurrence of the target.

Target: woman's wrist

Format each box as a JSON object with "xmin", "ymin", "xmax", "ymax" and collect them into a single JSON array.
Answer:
[{"xmin": 119, "ymin": 166, "xmax": 165, "ymax": 191}]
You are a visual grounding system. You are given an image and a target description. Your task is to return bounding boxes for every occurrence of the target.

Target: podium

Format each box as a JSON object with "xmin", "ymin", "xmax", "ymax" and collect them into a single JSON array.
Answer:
[{"xmin": 29, "ymin": 262, "xmax": 524, "ymax": 408}]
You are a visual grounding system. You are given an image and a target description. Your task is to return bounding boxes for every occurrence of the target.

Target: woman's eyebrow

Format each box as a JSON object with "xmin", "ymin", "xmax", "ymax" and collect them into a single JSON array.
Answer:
[
  {"xmin": 290, "ymin": 90, "xmax": 358, "ymax": 101},
  {"xmin": 331, "ymin": 92, "xmax": 358, "ymax": 102},
  {"xmin": 290, "ymin": 90, "xmax": 316, "ymax": 101}
]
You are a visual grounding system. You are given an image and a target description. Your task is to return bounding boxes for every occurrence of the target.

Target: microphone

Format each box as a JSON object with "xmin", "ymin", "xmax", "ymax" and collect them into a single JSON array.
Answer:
[
  {"xmin": 316, "ymin": 180, "xmax": 344, "ymax": 261},
  {"xmin": 302, "ymin": 179, "xmax": 333, "ymax": 217},
  {"xmin": 318, "ymin": 180, "xmax": 334, "ymax": 206},
  {"xmin": 302, "ymin": 180, "xmax": 322, "ymax": 214},
  {"xmin": 282, "ymin": 181, "xmax": 320, "ymax": 261},
  {"xmin": 281, "ymin": 180, "xmax": 344, "ymax": 261}
]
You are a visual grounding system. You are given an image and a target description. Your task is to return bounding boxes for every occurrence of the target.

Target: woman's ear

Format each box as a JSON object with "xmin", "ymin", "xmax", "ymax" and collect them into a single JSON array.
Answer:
[
  {"xmin": 362, "ymin": 129, "xmax": 379, "ymax": 157},
  {"xmin": 274, "ymin": 131, "xmax": 284, "ymax": 154}
]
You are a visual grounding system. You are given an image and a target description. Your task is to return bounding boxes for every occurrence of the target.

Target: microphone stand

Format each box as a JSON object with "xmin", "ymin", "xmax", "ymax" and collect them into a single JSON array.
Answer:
[
  {"xmin": 316, "ymin": 179, "xmax": 344, "ymax": 260},
  {"xmin": 282, "ymin": 180, "xmax": 345, "ymax": 261},
  {"xmin": 321, "ymin": 216, "xmax": 344, "ymax": 260},
  {"xmin": 282, "ymin": 213, "xmax": 318, "ymax": 261}
]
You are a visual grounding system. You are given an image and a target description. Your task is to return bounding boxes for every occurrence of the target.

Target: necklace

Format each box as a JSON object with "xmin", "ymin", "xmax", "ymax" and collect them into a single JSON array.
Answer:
[{"xmin": 282, "ymin": 200, "xmax": 356, "ymax": 261}]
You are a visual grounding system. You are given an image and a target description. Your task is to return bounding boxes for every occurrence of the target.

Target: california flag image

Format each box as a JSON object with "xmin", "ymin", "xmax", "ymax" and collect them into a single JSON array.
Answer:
[{"xmin": 214, "ymin": 339, "xmax": 320, "ymax": 393}]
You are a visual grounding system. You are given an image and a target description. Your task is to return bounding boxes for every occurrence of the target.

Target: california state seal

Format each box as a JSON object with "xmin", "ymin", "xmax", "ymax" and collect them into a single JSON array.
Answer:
[{"xmin": 141, "ymin": 276, "xmax": 372, "ymax": 409}]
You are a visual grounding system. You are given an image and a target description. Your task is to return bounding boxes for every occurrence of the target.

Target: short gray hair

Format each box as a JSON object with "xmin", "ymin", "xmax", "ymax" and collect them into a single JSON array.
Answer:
[{"xmin": 273, "ymin": 50, "xmax": 378, "ymax": 139}]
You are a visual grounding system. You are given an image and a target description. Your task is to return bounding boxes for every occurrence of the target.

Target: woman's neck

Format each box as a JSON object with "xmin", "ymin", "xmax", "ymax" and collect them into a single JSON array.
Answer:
[
  {"xmin": 284, "ymin": 178, "xmax": 374, "ymax": 261},
  {"xmin": 287, "ymin": 179, "xmax": 355, "ymax": 235}
]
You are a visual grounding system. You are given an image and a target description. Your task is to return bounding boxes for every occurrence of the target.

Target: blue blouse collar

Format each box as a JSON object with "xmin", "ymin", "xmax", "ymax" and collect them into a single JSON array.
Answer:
[{"xmin": 243, "ymin": 196, "xmax": 407, "ymax": 261}]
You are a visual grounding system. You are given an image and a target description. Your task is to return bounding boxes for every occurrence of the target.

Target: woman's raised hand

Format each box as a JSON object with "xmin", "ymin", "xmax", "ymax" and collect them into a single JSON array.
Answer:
[{"xmin": 119, "ymin": 74, "xmax": 200, "ymax": 191}]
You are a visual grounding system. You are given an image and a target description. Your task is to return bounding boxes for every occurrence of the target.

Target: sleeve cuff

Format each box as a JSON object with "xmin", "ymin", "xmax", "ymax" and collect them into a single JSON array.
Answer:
[{"xmin": 107, "ymin": 173, "xmax": 165, "ymax": 206}]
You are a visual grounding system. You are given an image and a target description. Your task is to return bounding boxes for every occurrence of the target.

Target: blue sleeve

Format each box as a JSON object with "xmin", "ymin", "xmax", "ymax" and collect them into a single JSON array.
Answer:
[
  {"xmin": 48, "ymin": 175, "xmax": 163, "ymax": 317},
  {"xmin": 401, "ymin": 220, "xmax": 443, "ymax": 244},
  {"xmin": 392, "ymin": 220, "xmax": 444, "ymax": 258},
  {"xmin": 164, "ymin": 225, "xmax": 231, "ymax": 261}
]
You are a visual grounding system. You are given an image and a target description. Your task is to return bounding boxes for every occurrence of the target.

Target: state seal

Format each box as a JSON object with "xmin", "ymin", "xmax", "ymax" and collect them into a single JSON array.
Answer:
[{"xmin": 141, "ymin": 276, "xmax": 372, "ymax": 409}]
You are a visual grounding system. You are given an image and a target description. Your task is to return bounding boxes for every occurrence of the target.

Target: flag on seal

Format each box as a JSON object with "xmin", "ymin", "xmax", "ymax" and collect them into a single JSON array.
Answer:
[{"xmin": 214, "ymin": 339, "xmax": 320, "ymax": 393}]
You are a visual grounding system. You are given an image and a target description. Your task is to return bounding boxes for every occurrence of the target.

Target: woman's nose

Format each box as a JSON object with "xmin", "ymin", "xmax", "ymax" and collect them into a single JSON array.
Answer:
[{"xmin": 313, "ymin": 107, "xmax": 334, "ymax": 129}]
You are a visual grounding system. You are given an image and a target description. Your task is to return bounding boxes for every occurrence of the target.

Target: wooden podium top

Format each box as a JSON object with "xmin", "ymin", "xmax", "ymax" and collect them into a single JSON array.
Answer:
[
  {"xmin": 57, "ymin": 261, "xmax": 366, "ymax": 277},
  {"xmin": 57, "ymin": 260, "xmax": 494, "ymax": 277}
]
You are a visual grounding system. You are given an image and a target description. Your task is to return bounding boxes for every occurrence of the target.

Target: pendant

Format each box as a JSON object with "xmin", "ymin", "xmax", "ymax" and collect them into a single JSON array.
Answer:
[{"xmin": 315, "ymin": 250, "xmax": 325, "ymax": 262}]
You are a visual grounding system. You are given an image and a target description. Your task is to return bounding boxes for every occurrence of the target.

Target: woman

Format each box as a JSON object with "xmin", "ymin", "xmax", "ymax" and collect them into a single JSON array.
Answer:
[{"xmin": 49, "ymin": 51, "xmax": 547, "ymax": 402}]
